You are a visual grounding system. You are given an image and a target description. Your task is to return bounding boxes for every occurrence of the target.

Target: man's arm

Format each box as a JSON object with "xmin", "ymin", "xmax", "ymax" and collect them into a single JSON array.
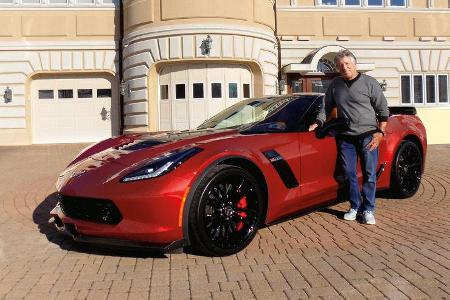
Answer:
[
  {"xmin": 309, "ymin": 86, "xmax": 335, "ymax": 131},
  {"xmin": 367, "ymin": 78, "xmax": 389, "ymax": 151}
]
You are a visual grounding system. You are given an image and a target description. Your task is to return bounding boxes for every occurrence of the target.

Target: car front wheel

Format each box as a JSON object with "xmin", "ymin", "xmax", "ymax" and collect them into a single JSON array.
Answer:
[{"xmin": 188, "ymin": 164, "xmax": 264, "ymax": 256}]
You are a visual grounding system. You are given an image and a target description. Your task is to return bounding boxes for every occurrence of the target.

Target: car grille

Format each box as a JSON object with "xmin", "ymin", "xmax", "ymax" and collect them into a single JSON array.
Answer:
[{"xmin": 58, "ymin": 194, "xmax": 122, "ymax": 225}]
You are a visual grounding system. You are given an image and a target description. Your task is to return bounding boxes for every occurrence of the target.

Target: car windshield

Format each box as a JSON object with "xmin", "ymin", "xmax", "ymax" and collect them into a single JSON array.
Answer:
[{"xmin": 196, "ymin": 95, "xmax": 321, "ymax": 132}]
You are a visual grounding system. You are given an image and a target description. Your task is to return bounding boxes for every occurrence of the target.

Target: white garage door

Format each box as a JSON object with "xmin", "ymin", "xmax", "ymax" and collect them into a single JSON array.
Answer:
[
  {"xmin": 159, "ymin": 64, "xmax": 253, "ymax": 131},
  {"xmin": 31, "ymin": 76, "xmax": 119, "ymax": 144}
]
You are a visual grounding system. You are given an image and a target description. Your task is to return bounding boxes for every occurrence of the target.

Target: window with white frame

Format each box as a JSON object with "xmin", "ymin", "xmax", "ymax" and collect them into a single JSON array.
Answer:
[
  {"xmin": 401, "ymin": 74, "xmax": 449, "ymax": 105},
  {"xmin": 316, "ymin": 0, "xmax": 409, "ymax": 6},
  {"xmin": 317, "ymin": 0, "xmax": 338, "ymax": 6},
  {"xmin": 367, "ymin": 0, "xmax": 384, "ymax": 6},
  {"xmin": 389, "ymin": 0, "xmax": 406, "ymax": 6},
  {"xmin": 344, "ymin": 0, "xmax": 361, "ymax": 6}
]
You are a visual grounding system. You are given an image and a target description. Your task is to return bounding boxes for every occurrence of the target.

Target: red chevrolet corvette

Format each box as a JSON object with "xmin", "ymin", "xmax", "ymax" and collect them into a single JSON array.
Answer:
[{"xmin": 50, "ymin": 94, "xmax": 426, "ymax": 256}]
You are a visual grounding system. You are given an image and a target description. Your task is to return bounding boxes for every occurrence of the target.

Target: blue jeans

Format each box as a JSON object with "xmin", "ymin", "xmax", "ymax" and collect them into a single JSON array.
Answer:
[{"xmin": 337, "ymin": 135, "xmax": 379, "ymax": 212}]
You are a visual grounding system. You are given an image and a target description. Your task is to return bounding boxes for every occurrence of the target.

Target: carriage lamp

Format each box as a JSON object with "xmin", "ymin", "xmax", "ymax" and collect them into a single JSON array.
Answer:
[
  {"xmin": 278, "ymin": 79, "xmax": 286, "ymax": 93},
  {"xmin": 120, "ymin": 80, "xmax": 131, "ymax": 97},
  {"xmin": 201, "ymin": 35, "xmax": 213, "ymax": 56},
  {"xmin": 379, "ymin": 80, "xmax": 388, "ymax": 92},
  {"xmin": 3, "ymin": 86, "xmax": 12, "ymax": 103}
]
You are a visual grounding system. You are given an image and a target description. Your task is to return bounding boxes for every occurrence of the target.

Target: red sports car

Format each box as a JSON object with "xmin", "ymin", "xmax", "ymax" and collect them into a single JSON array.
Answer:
[{"xmin": 50, "ymin": 94, "xmax": 427, "ymax": 256}]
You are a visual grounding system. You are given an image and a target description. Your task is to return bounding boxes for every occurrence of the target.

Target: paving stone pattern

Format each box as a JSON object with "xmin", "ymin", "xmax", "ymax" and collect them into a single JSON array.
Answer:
[{"xmin": 0, "ymin": 144, "xmax": 449, "ymax": 299}]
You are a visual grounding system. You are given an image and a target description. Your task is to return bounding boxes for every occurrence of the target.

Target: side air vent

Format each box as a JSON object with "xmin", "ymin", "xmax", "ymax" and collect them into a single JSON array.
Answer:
[{"xmin": 263, "ymin": 150, "xmax": 299, "ymax": 188}]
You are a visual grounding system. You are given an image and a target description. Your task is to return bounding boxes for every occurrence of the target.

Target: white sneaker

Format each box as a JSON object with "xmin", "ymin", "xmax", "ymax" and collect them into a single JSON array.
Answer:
[
  {"xmin": 363, "ymin": 211, "xmax": 376, "ymax": 225},
  {"xmin": 344, "ymin": 208, "xmax": 358, "ymax": 221}
]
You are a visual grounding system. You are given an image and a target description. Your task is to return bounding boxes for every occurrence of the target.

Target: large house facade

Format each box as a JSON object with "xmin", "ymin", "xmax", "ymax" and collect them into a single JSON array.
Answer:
[{"xmin": 0, "ymin": 0, "xmax": 448, "ymax": 145}]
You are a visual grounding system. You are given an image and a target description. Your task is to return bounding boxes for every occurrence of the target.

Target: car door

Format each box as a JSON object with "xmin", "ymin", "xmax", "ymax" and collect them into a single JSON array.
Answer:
[
  {"xmin": 297, "ymin": 131, "xmax": 339, "ymax": 210},
  {"xmin": 296, "ymin": 96, "xmax": 340, "ymax": 210}
]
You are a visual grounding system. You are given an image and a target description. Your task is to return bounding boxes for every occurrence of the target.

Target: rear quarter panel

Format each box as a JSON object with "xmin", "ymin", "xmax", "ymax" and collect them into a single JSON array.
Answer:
[{"xmin": 377, "ymin": 114, "xmax": 427, "ymax": 189}]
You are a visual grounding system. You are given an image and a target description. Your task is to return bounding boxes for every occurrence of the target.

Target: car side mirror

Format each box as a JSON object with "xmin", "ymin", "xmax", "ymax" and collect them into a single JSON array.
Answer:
[{"xmin": 315, "ymin": 118, "xmax": 349, "ymax": 139}]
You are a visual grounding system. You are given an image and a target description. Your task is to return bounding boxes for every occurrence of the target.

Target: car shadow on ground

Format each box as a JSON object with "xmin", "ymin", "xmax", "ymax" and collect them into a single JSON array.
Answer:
[{"xmin": 32, "ymin": 192, "xmax": 167, "ymax": 258}]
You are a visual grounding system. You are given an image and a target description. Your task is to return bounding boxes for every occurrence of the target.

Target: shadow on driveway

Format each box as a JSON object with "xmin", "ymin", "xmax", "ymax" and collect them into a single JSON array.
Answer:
[{"xmin": 32, "ymin": 192, "xmax": 167, "ymax": 258}]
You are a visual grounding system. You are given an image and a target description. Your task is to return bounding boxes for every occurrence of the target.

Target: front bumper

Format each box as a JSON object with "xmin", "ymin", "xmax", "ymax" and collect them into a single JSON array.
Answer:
[{"xmin": 49, "ymin": 205, "xmax": 186, "ymax": 253}]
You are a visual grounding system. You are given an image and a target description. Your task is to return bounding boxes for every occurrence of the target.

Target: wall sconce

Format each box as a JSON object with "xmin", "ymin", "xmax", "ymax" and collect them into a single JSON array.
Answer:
[
  {"xmin": 278, "ymin": 79, "xmax": 286, "ymax": 93},
  {"xmin": 379, "ymin": 80, "xmax": 388, "ymax": 92},
  {"xmin": 120, "ymin": 80, "xmax": 131, "ymax": 97},
  {"xmin": 3, "ymin": 86, "xmax": 12, "ymax": 103},
  {"xmin": 200, "ymin": 35, "xmax": 213, "ymax": 56}
]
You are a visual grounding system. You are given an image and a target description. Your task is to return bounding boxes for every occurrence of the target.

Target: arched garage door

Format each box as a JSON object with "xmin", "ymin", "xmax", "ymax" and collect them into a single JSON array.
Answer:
[
  {"xmin": 31, "ymin": 75, "xmax": 119, "ymax": 144},
  {"xmin": 159, "ymin": 64, "xmax": 253, "ymax": 131}
]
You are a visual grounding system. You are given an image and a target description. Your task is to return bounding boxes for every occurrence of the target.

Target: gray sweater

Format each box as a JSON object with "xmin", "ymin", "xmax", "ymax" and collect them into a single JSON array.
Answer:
[{"xmin": 316, "ymin": 73, "xmax": 389, "ymax": 136}]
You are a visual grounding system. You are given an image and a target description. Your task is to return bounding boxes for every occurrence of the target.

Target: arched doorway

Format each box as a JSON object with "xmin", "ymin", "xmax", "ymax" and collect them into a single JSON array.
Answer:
[{"xmin": 283, "ymin": 45, "xmax": 375, "ymax": 94}]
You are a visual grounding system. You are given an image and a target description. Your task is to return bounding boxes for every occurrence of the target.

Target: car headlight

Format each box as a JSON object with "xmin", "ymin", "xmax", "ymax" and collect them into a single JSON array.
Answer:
[{"xmin": 121, "ymin": 147, "xmax": 203, "ymax": 182}]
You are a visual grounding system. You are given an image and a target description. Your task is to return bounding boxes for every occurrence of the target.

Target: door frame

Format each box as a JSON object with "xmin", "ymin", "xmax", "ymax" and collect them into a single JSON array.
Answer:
[{"xmin": 287, "ymin": 73, "xmax": 338, "ymax": 94}]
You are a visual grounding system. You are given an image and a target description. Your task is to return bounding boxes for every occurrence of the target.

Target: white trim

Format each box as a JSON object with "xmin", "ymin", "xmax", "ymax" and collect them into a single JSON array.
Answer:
[
  {"xmin": 0, "ymin": 41, "xmax": 117, "ymax": 51},
  {"xmin": 276, "ymin": 6, "xmax": 449, "ymax": 11},
  {"xmin": 0, "ymin": 0, "xmax": 115, "ymax": 7},
  {"xmin": 284, "ymin": 63, "xmax": 374, "ymax": 73},
  {"xmin": 280, "ymin": 41, "xmax": 450, "ymax": 50},
  {"xmin": 0, "ymin": 6, "xmax": 116, "ymax": 9},
  {"xmin": 124, "ymin": 23, "xmax": 277, "ymax": 46}
]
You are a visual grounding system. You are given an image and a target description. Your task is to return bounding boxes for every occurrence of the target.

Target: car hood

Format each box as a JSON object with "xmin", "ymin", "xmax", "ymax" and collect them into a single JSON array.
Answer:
[
  {"xmin": 102, "ymin": 128, "xmax": 239, "ymax": 164},
  {"xmin": 56, "ymin": 128, "xmax": 240, "ymax": 191}
]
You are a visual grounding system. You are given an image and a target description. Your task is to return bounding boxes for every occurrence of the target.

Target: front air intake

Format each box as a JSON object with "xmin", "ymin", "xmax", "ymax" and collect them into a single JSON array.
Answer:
[{"xmin": 58, "ymin": 194, "xmax": 122, "ymax": 225}]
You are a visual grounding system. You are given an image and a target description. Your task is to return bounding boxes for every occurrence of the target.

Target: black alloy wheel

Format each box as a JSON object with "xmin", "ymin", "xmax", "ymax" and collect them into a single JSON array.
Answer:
[
  {"xmin": 188, "ymin": 164, "xmax": 264, "ymax": 256},
  {"xmin": 390, "ymin": 140, "xmax": 423, "ymax": 198}
]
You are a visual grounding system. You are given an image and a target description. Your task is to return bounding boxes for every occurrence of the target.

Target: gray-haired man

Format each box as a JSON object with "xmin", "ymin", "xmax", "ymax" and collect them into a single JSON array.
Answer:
[{"xmin": 309, "ymin": 49, "xmax": 389, "ymax": 225}]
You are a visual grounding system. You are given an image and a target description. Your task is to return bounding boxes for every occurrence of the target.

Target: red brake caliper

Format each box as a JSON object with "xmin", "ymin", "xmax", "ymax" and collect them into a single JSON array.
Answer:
[{"xmin": 235, "ymin": 196, "xmax": 247, "ymax": 231}]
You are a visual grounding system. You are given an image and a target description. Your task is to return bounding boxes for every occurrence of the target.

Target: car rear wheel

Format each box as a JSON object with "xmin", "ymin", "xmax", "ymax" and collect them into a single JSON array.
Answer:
[
  {"xmin": 390, "ymin": 140, "xmax": 423, "ymax": 198},
  {"xmin": 188, "ymin": 164, "xmax": 264, "ymax": 256}
]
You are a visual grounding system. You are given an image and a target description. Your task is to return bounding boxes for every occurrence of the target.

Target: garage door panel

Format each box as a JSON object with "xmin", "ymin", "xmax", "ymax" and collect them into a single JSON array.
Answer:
[
  {"xmin": 160, "ymin": 64, "xmax": 252, "ymax": 131},
  {"xmin": 31, "ymin": 76, "xmax": 118, "ymax": 144},
  {"xmin": 189, "ymin": 100, "xmax": 207, "ymax": 128}
]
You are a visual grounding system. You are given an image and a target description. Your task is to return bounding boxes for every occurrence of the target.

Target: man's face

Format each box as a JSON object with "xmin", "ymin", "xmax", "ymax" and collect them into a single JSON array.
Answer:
[{"xmin": 336, "ymin": 56, "xmax": 358, "ymax": 80}]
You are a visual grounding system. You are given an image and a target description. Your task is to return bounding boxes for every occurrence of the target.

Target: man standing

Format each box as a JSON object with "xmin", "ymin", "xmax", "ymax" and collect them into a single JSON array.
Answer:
[{"xmin": 309, "ymin": 49, "xmax": 389, "ymax": 225}]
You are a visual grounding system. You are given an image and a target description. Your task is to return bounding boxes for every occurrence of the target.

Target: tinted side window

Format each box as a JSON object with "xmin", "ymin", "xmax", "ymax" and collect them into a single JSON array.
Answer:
[{"xmin": 263, "ymin": 96, "xmax": 320, "ymax": 131}]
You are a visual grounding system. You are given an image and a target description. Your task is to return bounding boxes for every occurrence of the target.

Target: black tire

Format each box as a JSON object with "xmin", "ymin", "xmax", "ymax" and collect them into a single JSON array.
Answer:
[
  {"xmin": 390, "ymin": 140, "xmax": 423, "ymax": 198},
  {"xmin": 188, "ymin": 164, "xmax": 264, "ymax": 256}
]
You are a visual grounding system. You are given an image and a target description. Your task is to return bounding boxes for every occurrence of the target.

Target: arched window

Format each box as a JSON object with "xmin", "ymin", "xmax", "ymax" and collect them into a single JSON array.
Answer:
[{"xmin": 317, "ymin": 58, "xmax": 337, "ymax": 73}]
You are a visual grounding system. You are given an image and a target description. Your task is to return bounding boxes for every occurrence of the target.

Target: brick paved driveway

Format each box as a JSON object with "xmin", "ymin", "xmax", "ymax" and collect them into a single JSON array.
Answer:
[{"xmin": 0, "ymin": 144, "xmax": 449, "ymax": 300}]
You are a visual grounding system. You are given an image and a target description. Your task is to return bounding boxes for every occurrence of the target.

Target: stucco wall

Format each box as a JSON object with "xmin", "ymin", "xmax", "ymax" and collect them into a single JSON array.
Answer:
[
  {"xmin": 124, "ymin": 0, "xmax": 275, "ymax": 34},
  {"xmin": 0, "ymin": 10, "xmax": 118, "ymax": 40},
  {"xmin": 416, "ymin": 108, "xmax": 450, "ymax": 145},
  {"xmin": 277, "ymin": 11, "xmax": 450, "ymax": 41}
]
